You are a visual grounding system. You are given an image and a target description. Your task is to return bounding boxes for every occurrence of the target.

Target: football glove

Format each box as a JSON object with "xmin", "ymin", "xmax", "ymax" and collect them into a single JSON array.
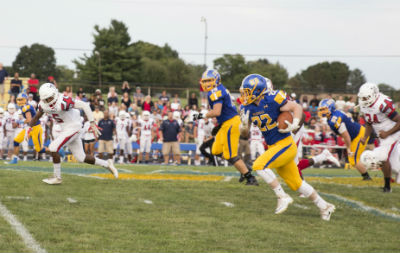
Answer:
[
  {"xmin": 239, "ymin": 109, "xmax": 250, "ymax": 130},
  {"xmin": 89, "ymin": 121, "xmax": 102, "ymax": 138},
  {"xmin": 193, "ymin": 113, "xmax": 204, "ymax": 121},
  {"xmin": 278, "ymin": 118, "xmax": 300, "ymax": 133}
]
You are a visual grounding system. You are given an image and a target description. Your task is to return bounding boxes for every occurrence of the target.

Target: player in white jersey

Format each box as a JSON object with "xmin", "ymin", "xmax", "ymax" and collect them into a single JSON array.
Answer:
[
  {"xmin": 358, "ymin": 83, "xmax": 400, "ymax": 192},
  {"xmin": 249, "ymin": 123, "xmax": 265, "ymax": 160},
  {"xmin": 194, "ymin": 117, "xmax": 207, "ymax": 165},
  {"xmin": 30, "ymin": 83, "xmax": 118, "ymax": 184},
  {"xmin": 3, "ymin": 103, "xmax": 19, "ymax": 159},
  {"xmin": 116, "ymin": 111, "xmax": 130, "ymax": 164},
  {"xmin": 38, "ymin": 114, "xmax": 49, "ymax": 160},
  {"xmin": 0, "ymin": 108, "xmax": 4, "ymax": 159},
  {"xmin": 137, "ymin": 111, "xmax": 154, "ymax": 163}
]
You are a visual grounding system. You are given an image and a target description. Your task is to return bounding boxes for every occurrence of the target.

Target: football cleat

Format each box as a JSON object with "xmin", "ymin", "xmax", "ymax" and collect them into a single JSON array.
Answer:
[
  {"xmin": 275, "ymin": 194, "xmax": 293, "ymax": 214},
  {"xmin": 382, "ymin": 187, "xmax": 392, "ymax": 193},
  {"xmin": 320, "ymin": 203, "xmax": 335, "ymax": 221},
  {"xmin": 107, "ymin": 159, "xmax": 119, "ymax": 178},
  {"xmin": 5, "ymin": 156, "xmax": 18, "ymax": 164},
  {"xmin": 43, "ymin": 176, "xmax": 62, "ymax": 185},
  {"xmin": 322, "ymin": 149, "xmax": 341, "ymax": 167},
  {"xmin": 245, "ymin": 175, "xmax": 259, "ymax": 186}
]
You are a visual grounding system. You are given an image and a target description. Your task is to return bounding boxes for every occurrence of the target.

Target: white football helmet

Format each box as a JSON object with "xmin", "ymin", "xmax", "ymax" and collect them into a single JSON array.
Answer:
[
  {"xmin": 118, "ymin": 110, "xmax": 126, "ymax": 119},
  {"xmin": 7, "ymin": 103, "xmax": 16, "ymax": 113},
  {"xmin": 142, "ymin": 110, "xmax": 150, "ymax": 120},
  {"xmin": 358, "ymin": 83, "xmax": 379, "ymax": 107},
  {"xmin": 39, "ymin": 83, "xmax": 59, "ymax": 107},
  {"xmin": 360, "ymin": 150, "xmax": 380, "ymax": 170}
]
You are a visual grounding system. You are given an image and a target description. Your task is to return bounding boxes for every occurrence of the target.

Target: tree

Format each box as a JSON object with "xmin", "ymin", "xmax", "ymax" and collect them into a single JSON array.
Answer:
[
  {"xmin": 213, "ymin": 54, "xmax": 248, "ymax": 90},
  {"xmin": 300, "ymin": 61, "xmax": 350, "ymax": 92},
  {"xmin": 12, "ymin": 43, "xmax": 58, "ymax": 79},
  {"xmin": 247, "ymin": 59, "xmax": 288, "ymax": 88},
  {"xmin": 347, "ymin": 68, "xmax": 366, "ymax": 92},
  {"xmin": 57, "ymin": 65, "xmax": 75, "ymax": 81},
  {"xmin": 132, "ymin": 41, "xmax": 179, "ymax": 60},
  {"xmin": 74, "ymin": 20, "xmax": 142, "ymax": 83}
]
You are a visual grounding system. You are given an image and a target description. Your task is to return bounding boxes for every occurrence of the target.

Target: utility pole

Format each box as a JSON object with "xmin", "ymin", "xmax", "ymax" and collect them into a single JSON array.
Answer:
[{"xmin": 200, "ymin": 17, "xmax": 208, "ymax": 68}]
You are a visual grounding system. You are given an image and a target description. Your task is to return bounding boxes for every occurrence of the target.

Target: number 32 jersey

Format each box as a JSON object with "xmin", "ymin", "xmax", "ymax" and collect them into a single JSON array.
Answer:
[
  {"xmin": 38, "ymin": 95, "xmax": 82, "ymax": 131},
  {"xmin": 241, "ymin": 90, "xmax": 290, "ymax": 145}
]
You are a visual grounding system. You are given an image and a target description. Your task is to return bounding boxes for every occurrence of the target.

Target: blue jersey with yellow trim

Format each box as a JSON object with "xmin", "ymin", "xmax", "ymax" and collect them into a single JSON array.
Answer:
[
  {"xmin": 21, "ymin": 104, "xmax": 40, "ymax": 126},
  {"xmin": 242, "ymin": 90, "xmax": 290, "ymax": 145},
  {"xmin": 327, "ymin": 110, "xmax": 360, "ymax": 140},
  {"xmin": 207, "ymin": 84, "xmax": 238, "ymax": 124}
]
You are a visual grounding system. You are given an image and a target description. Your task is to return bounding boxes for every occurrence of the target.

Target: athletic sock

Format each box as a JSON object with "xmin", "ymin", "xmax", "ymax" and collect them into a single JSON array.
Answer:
[
  {"xmin": 313, "ymin": 194, "xmax": 328, "ymax": 210},
  {"xmin": 53, "ymin": 163, "xmax": 61, "ymax": 178},
  {"xmin": 312, "ymin": 152, "xmax": 326, "ymax": 165},
  {"xmin": 95, "ymin": 158, "xmax": 108, "ymax": 168},
  {"xmin": 361, "ymin": 172, "xmax": 371, "ymax": 180},
  {"xmin": 384, "ymin": 177, "xmax": 391, "ymax": 189},
  {"xmin": 244, "ymin": 171, "xmax": 253, "ymax": 179},
  {"xmin": 273, "ymin": 185, "xmax": 286, "ymax": 198}
]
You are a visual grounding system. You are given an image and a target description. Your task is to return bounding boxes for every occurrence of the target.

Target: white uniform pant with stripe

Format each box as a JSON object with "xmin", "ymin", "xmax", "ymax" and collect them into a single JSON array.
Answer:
[{"xmin": 48, "ymin": 128, "xmax": 86, "ymax": 162}]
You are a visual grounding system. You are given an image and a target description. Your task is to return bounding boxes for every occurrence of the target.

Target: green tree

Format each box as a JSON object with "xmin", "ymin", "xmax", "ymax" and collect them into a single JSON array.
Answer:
[
  {"xmin": 74, "ymin": 20, "xmax": 141, "ymax": 83},
  {"xmin": 57, "ymin": 65, "xmax": 75, "ymax": 81},
  {"xmin": 247, "ymin": 59, "xmax": 288, "ymax": 88},
  {"xmin": 12, "ymin": 43, "xmax": 58, "ymax": 79},
  {"xmin": 213, "ymin": 54, "xmax": 248, "ymax": 90},
  {"xmin": 132, "ymin": 41, "xmax": 179, "ymax": 60},
  {"xmin": 300, "ymin": 61, "xmax": 350, "ymax": 91},
  {"xmin": 347, "ymin": 68, "xmax": 366, "ymax": 92}
]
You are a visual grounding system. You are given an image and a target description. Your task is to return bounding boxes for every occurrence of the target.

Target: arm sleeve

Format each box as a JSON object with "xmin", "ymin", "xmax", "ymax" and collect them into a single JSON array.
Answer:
[{"xmin": 74, "ymin": 100, "xmax": 95, "ymax": 122}]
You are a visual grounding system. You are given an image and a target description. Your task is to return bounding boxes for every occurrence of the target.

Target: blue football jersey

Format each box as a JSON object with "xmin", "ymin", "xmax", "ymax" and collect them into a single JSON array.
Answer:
[
  {"xmin": 207, "ymin": 84, "xmax": 238, "ymax": 124},
  {"xmin": 242, "ymin": 90, "xmax": 290, "ymax": 145},
  {"xmin": 22, "ymin": 104, "xmax": 40, "ymax": 126},
  {"xmin": 327, "ymin": 110, "xmax": 360, "ymax": 140}
]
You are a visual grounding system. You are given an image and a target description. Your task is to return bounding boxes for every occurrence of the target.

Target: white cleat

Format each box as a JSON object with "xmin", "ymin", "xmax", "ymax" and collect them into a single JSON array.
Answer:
[
  {"xmin": 107, "ymin": 159, "xmax": 119, "ymax": 178},
  {"xmin": 42, "ymin": 177, "xmax": 62, "ymax": 185},
  {"xmin": 322, "ymin": 149, "xmax": 341, "ymax": 167},
  {"xmin": 275, "ymin": 194, "xmax": 293, "ymax": 214},
  {"xmin": 320, "ymin": 203, "xmax": 336, "ymax": 221}
]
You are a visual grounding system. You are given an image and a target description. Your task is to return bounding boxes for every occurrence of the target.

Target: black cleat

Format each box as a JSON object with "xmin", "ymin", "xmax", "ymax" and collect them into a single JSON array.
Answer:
[
  {"xmin": 245, "ymin": 175, "xmax": 259, "ymax": 186},
  {"xmin": 362, "ymin": 176, "xmax": 372, "ymax": 181},
  {"xmin": 239, "ymin": 174, "xmax": 245, "ymax": 183},
  {"xmin": 382, "ymin": 187, "xmax": 392, "ymax": 193}
]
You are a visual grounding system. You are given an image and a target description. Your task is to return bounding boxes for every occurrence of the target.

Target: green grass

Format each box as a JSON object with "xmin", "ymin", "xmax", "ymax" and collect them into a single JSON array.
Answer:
[{"xmin": 0, "ymin": 162, "xmax": 399, "ymax": 252}]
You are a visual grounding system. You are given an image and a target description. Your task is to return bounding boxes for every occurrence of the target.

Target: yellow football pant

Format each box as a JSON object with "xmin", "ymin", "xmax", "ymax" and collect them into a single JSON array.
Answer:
[
  {"xmin": 212, "ymin": 115, "xmax": 240, "ymax": 160},
  {"xmin": 348, "ymin": 126, "xmax": 368, "ymax": 166},
  {"xmin": 253, "ymin": 136, "xmax": 302, "ymax": 191},
  {"xmin": 14, "ymin": 125, "xmax": 43, "ymax": 152}
]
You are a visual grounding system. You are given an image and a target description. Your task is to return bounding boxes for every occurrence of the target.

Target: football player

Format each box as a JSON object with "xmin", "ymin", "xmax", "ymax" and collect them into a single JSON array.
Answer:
[
  {"xmin": 30, "ymin": 83, "xmax": 118, "ymax": 184},
  {"xmin": 3, "ymin": 103, "xmax": 19, "ymax": 159},
  {"xmin": 137, "ymin": 110, "xmax": 154, "ymax": 163},
  {"xmin": 240, "ymin": 74, "xmax": 335, "ymax": 220},
  {"xmin": 361, "ymin": 148, "xmax": 400, "ymax": 184},
  {"xmin": 358, "ymin": 83, "xmax": 400, "ymax": 192},
  {"xmin": 7, "ymin": 93, "xmax": 46, "ymax": 164},
  {"xmin": 194, "ymin": 69, "xmax": 258, "ymax": 185},
  {"xmin": 318, "ymin": 98, "xmax": 371, "ymax": 180},
  {"xmin": 116, "ymin": 111, "xmax": 130, "ymax": 164}
]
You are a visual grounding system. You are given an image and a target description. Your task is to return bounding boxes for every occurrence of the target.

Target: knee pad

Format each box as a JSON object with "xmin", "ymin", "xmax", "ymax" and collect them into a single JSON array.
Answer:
[
  {"xmin": 13, "ymin": 141, "xmax": 20, "ymax": 147},
  {"xmin": 297, "ymin": 181, "xmax": 314, "ymax": 198},
  {"xmin": 256, "ymin": 169, "xmax": 276, "ymax": 184},
  {"xmin": 227, "ymin": 156, "xmax": 240, "ymax": 164}
]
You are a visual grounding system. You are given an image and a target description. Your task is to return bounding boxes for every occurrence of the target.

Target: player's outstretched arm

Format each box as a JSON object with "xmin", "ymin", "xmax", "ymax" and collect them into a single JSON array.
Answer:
[{"xmin": 30, "ymin": 110, "xmax": 43, "ymax": 127}]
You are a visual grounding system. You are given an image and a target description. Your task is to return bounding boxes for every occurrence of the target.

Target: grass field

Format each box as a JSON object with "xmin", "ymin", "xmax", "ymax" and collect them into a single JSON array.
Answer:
[{"xmin": 0, "ymin": 162, "xmax": 399, "ymax": 253}]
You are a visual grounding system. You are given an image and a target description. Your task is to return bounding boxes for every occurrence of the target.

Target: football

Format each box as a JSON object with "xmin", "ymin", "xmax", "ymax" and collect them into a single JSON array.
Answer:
[{"xmin": 277, "ymin": 111, "xmax": 293, "ymax": 129}]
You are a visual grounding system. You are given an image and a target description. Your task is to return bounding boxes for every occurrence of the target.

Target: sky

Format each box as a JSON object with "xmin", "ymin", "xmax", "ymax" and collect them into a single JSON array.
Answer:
[{"xmin": 1, "ymin": 0, "xmax": 400, "ymax": 87}]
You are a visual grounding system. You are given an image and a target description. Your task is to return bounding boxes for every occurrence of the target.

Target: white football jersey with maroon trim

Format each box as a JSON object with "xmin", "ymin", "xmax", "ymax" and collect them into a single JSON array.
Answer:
[
  {"xmin": 38, "ymin": 94, "xmax": 81, "ymax": 131},
  {"xmin": 250, "ymin": 124, "xmax": 263, "ymax": 141},
  {"xmin": 139, "ymin": 119, "xmax": 153, "ymax": 137}
]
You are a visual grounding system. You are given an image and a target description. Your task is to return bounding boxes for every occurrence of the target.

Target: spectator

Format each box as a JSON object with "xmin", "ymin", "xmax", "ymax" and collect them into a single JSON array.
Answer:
[
  {"xmin": 309, "ymin": 94, "xmax": 319, "ymax": 107},
  {"xmin": 184, "ymin": 121, "xmax": 195, "ymax": 143},
  {"xmin": 47, "ymin": 76, "xmax": 57, "ymax": 87},
  {"xmin": 97, "ymin": 110, "xmax": 116, "ymax": 160},
  {"xmin": 108, "ymin": 101, "xmax": 119, "ymax": 117},
  {"xmin": 171, "ymin": 97, "xmax": 180, "ymax": 111},
  {"xmin": 156, "ymin": 99, "xmax": 164, "ymax": 111},
  {"xmin": 10, "ymin": 72, "xmax": 22, "ymax": 98},
  {"xmin": 76, "ymin": 87, "xmax": 84, "ymax": 97},
  {"xmin": 162, "ymin": 101, "xmax": 171, "ymax": 116},
  {"xmin": 335, "ymin": 96, "xmax": 346, "ymax": 110},
  {"xmin": 121, "ymin": 92, "xmax": 132, "ymax": 109},
  {"xmin": 309, "ymin": 101, "xmax": 318, "ymax": 118},
  {"xmin": 291, "ymin": 93, "xmax": 300, "ymax": 104},
  {"xmin": 27, "ymin": 94, "xmax": 37, "ymax": 108},
  {"xmin": 142, "ymin": 95, "xmax": 154, "ymax": 112},
  {"xmin": 134, "ymin": 86, "xmax": 144, "ymax": 106},
  {"xmin": 63, "ymin": 86, "xmax": 72, "ymax": 97},
  {"xmin": 128, "ymin": 103, "xmax": 139, "ymax": 116},
  {"xmin": 188, "ymin": 92, "xmax": 198, "ymax": 108},
  {"xmin": 160, "ymin": 111, "xmax": 182, "ymax": 165},
  {"xmin": 27, "ymin": 73, "xmax": 39, "ymax": 102},
  {"xmin": 107, "ymin": 86, "xmax": 119, "ymax": 105},
  {"xmin": 159, "ymin": 90, "xmax": 169, "ymax": 105},
  {"xmin": 346, "ymin": 96, "xmax": 356, "ymax": 113},
  {"xmin": 303, "ymin": 103, "xmax": 312, "ymax": 124},
  {"xmin": 0, "ymin": 63, "xmax": 9, "ymax": 100},
  {"xmin": 151, "ymin": 109, "xmax": 162, "ymax": 122},
  {"xmin": 94, "ymin": 89, "xmax": 105, "ymax": 111},
  {"xmin": 83, "ymin": 116, "xmax": 96, "ymax": 156},
  {"xmin": 93, "ymin": 106, "xmax": 104, "ymax": 123},
  {"xmin": 121, "ymin": 81, "xmax": 131, "ymax": 95}
]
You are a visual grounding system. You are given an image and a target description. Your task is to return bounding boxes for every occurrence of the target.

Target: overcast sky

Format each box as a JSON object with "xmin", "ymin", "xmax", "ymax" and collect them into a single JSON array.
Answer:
[{"xmin": 2, "ymin": 0, "xmax": 400, "ymax": 87}]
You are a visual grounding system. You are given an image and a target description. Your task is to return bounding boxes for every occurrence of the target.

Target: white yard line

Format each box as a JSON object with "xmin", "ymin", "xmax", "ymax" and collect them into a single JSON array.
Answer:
[
  {"xmin": 293, "ymin": 204, "xmax": 310, "ymax": 210},
  {"xmin": 143, "ymin": 200, "xmax": 153, "ymax": 204},
  {"xmin": 67, "ymin": 197, "xmax": 78, "ymax": 204},
  {"xmin": 0, "ymin": 200, "xmax": 47, "ymax": 253},
  {"xmin": 5, "ymin": 196, "xmax": 31, "ymax": 200},
  {"xmin": 223, "ymin": 176, "xmax": 233, "ymax": 182},
  {"xmin": 220, "ymin": 201, "xmax": 234, "ymax": 207}
]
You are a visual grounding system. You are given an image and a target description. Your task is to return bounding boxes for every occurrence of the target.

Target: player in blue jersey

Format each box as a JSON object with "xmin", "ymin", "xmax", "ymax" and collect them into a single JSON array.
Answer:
[
  {"xmin": 193, "ymin": 69, "xmax": 258, "ymax": 185},
  {"xmin": 318, "ymin": 98, "xmax": 371, "ymax": 180},
  {"xmin": 7, "ymin": 93, "xmax": 46, "ymax": 164},
  {"xmin": 240, "ymin": 74, "xmax": 335, "ymax": 220}
]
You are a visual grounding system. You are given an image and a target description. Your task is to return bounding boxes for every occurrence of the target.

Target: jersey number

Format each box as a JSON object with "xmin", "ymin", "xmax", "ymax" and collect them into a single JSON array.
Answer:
[
  {"xmin": 52, "ymin": 114, "xmax": 64, "ymax": 123},
  {"xmin": 365, "ymin": 113, "xmax": 379, "ymax": 124},
  {"xmin": 251, "ymin": 113, "xmax": 276, "ymax": 132}
]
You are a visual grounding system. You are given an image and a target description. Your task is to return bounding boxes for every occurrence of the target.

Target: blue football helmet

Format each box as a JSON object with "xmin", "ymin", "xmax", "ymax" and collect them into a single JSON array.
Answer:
[
  {"xmin": 16, "ymin": 93, "xmax": 28, "ymax": 107},
  {"xmin": 318, "ymin": 98, "xmax": 336, "ymax": 118},
  {"xmin": 200, "ymin": 69, "xmax": 221, "ymax": 92},
  {"xmin": 240, "ymin": 74, "xmax": 267, "ymax": 105}
]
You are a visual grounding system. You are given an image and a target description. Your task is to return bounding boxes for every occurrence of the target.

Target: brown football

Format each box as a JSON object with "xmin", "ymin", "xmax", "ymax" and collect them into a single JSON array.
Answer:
[{"xmin": 277, "ymin": 111, "xmax": 293, "ymax": 129}]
